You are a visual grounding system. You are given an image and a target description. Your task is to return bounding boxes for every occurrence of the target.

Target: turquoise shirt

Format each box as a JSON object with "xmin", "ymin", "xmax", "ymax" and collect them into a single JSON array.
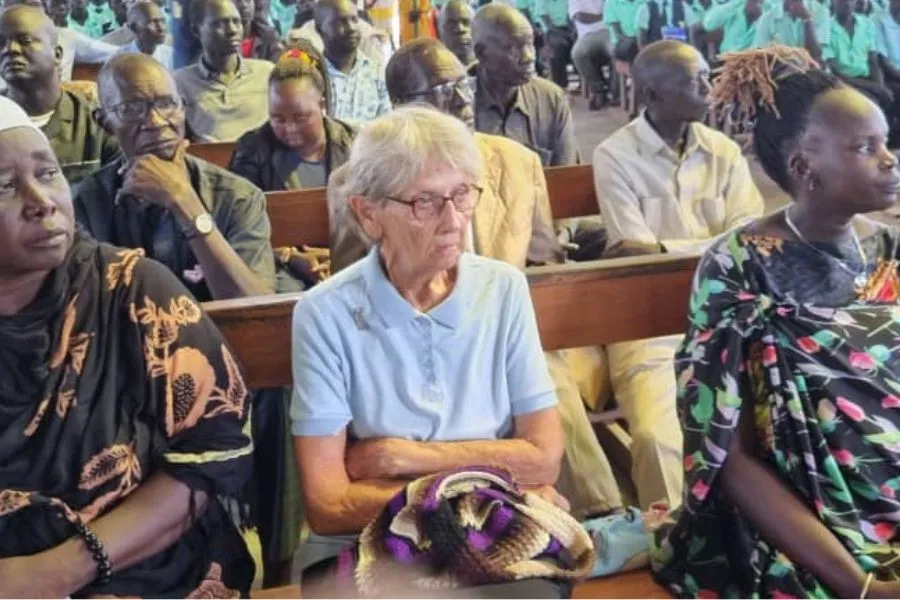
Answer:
[
  {"xmin": 269, "ymin": 0, "xmax": 297, "ymax": 36},
  {"xmin": 535, "ymin": 0, "xmax": 571, "ymax": 26},
  {"xmin": 67, "ymin": 16, "xmax": 93, "ymax": 37},
  {"xmin": 752, "ymin": 0, "xmax": 832, "ymax": 49},
  {"xmin": 703, "ymin": 0, "xmax": 759, "ymax": 53},
  {"xmin": 604, "ymin": 0, "xmax": 648, "ymax": 43},
  {"xmin": 825, "ymin": 14, "xmax": 877, "ymax": 78},
  {"xmin": 635, "ymin": 0, "xmax": 706, "ymax": 32},
  {"xmin": 290, "ymin": 248, "xmax": 558, "ymax": 440},
  {"xmin": 84, "ymin": 1, "xmax": 116, "ymax": 38},
  {"xmin": 875, "ymin": 10, "xmax": 900, "ymax": 69}
]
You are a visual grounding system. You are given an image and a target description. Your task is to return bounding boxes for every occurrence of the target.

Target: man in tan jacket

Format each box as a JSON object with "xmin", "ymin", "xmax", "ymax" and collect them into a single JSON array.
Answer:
[{"xmin": 327, "ymin": 37, "xmax": 622, "ymax": 520}]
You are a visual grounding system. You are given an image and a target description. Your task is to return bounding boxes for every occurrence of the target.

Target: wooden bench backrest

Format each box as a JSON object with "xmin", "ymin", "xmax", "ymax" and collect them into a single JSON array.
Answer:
[
  {"xmin": 544, "ymin": 164, "xmax": 595, "ymax": 220},
  {"xmin": 187, "ymin": 142, "xmax": 236, "ymax": 169},
  {"xmin": 72, "ymin": 63, "xmax": 101, "ymax": 82},
  {"xmin": 259, "ymin": 164, "xmax": 598, "ymax": 249},
  {"xmin": 204, "ymin": 254, "xmax": 698, "ymax": 389}
]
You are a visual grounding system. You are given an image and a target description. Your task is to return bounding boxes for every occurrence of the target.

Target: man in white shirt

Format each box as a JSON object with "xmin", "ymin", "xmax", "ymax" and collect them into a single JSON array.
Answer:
[
  {"xmin": 569, "ymin": 0, "xmax": 610, "ymax": 109},
  {"xmin": 592, "ymin": 40, "xmax": 763, "ymax": 510},
  {"xmin": 112, "ymin": 0, "xmax": 173, "ymax": 69}
]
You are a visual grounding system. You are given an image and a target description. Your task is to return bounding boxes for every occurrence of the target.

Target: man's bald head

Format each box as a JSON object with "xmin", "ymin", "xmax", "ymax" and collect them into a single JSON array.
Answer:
[
  {"xmin": 98, "ymin": 52, "xmax": 175, "ymax": 108},
  {"xmin": 0, "ymin": 6, "xmax": 61, "ymax": 86},
  {"xmin": 632, "ymin": 40, "xmax": 711, "ymax": 124},
  {"xmin": 472, "ymin": 2, "xmax": 530, "ymax": 46},
  {"xmin": 472, "ymin": 3, "xmax": 534, "ymax": 87},
  {"xmin": 96, "ymin": 53, "xmax": 186, "ymax": 160}
]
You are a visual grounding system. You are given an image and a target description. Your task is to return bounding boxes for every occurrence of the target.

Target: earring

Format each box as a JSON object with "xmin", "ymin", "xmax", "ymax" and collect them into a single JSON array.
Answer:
[{"xmin": 808, "ymin": 176, "xmax": 817, "ymax": 191}]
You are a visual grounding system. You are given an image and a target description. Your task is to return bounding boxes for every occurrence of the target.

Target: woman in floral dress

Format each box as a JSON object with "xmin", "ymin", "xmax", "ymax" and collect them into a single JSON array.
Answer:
[{"xmin": 652, "ymin": 46, "xmax": 900, "ymax": 598}]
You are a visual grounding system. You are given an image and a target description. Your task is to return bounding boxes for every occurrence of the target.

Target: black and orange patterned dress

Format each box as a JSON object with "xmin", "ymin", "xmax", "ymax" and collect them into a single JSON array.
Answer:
[{"xmin": 0, "ymin": 235, "xmax": 255, "ymax": 597}]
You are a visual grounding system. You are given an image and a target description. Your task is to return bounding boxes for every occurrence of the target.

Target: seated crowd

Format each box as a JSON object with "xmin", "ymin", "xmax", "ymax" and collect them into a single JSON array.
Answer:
[{"xmin": 3, "ymin": 0, "xmax": 900, "ymax": 596}]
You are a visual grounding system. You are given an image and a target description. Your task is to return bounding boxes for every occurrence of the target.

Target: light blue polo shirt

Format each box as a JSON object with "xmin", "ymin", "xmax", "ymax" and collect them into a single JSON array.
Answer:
[
  {"xmin": 635, "ymin": 0, "xmax": 706, "ymax": 33},
  {"xmin": 752, "ymin": 0, "xmax": 831, "ymax": 49},
  {"xmin": 604, "ymin": 0, "xmax": 648, "ymax": 44},
  {"xmin": 876, "ymin": 10, "xmax": 900, "ymax": 70},
  {"xmin": 290, "ymin": 247, "xmax": 557, "ymax": 441}
]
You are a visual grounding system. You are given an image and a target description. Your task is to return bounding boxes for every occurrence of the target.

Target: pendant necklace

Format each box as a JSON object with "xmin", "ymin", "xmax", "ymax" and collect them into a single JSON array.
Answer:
[{"xmin": 784, "ymin": 207, "xmax": 869, "ymax": 292}]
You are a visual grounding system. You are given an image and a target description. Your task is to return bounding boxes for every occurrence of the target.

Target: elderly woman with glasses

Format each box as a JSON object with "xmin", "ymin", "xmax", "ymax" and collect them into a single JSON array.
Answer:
[{"xmin": 290, "ymin": 105, "xmax": 568, "ymax": 595}]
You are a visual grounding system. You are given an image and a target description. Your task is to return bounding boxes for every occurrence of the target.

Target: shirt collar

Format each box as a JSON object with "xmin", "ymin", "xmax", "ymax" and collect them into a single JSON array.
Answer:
[
  {"xmin": 198, "ymin": 55, "xmax": 249, "ymax": 81},
  {"xmin": 475, "ymin": 71, "xmax": 532, "ymax": 118},
  {"xmin": 635, "ymin": 110, "xmax": 711, "ymax": 158},
  {"xmin": 325, "ymin": 50, "xmax": 368, "ymax": 78},
  {"xmin": 361, "ymin": 246, "xmax": 467, "ymax": 330}
]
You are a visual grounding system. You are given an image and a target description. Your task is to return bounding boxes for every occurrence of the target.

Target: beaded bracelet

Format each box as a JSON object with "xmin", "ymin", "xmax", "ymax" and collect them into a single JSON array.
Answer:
[{"xmin": 73, "ymin": 518, "xmax": 113, "ymax": 585}]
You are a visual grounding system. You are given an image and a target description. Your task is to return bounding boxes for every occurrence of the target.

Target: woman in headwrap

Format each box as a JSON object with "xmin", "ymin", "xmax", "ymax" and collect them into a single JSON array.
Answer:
[
  {"xmin": 0, "ymin": 95, "xmax": 255, "ymax": 597},
  {"xmin": 652, "ymin": 46, "xmax": 900, "ymax": 599}
]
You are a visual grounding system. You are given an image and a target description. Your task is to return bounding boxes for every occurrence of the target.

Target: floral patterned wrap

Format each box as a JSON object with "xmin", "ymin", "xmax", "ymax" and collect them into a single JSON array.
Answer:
[{"xmin": 652, "ymin": 229, "xmax": 900, "ymax": 598}]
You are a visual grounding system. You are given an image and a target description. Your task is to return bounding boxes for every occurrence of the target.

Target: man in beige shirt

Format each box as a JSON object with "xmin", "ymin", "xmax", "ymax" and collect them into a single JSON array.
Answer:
[
  {"xmin": 329, "ymin": 37, "xmax": 624, "ymax": 520},
  {"xmin": 593, "ymin": 40, "xmax": 764, "ymax": 510}
]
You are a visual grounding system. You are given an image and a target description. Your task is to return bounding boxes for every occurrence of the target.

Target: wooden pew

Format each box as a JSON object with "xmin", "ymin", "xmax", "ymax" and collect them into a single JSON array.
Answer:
[
  {"xmin": 544, "ymin": 164, "xmax": 596, "ymax": 220},
  {"xmin": 257, "ymin": 164, "xmax": 598, "ymax": 250},
  {"xmin": 72, "ymin": 63, "xmax": 101, "ymax": 82},
  {"xmin": 188, "ymin": 141, "xmax": 236, "ymax": 168},
  {"xmin": 208, "ymin": 256, "xmax": 690, "ymax": 599},
  {"xmin": 205, "ymin": 253, "xmax": 697, "ymax": 388}
]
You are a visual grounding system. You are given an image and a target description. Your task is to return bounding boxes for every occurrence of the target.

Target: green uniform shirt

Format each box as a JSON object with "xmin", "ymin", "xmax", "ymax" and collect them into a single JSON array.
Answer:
[
  {"xmin": 703, "ymin": 0, "xmax": 760, "ymax": 53},
  {"xmin": 635, "ymin": 0, "xmax": 706, "ymax": 32},
  {"xmin": 824, "ymin": 13, "xmax": 877, "ymax": 78},
  {"xmin": 535, "ymin": 0, "xmax": 570, "ymax": 26},
  {"xmin": 604, "ymin": 0, "xmax": 648, "ymax": 44},
  {"xmin": 42, "ymin": 90, "xmax": 120, "ymax": 185},
  {"xmin": 84, "ymin": 1, "xmax": 116, "ymax": 38},
  {"xmin": 752, "ymin": 0, "xmax": 831, "ymax": 49}
]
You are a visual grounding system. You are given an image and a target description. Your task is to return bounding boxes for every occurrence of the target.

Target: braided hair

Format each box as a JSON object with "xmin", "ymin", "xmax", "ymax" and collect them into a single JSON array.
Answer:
[
  {"xmin": 710, "ymin": 45, "xmax": 840, "ymax": 193},
  {"xmin": 270, "ymin": 39, "xmax": 332, "ymax": 114}
]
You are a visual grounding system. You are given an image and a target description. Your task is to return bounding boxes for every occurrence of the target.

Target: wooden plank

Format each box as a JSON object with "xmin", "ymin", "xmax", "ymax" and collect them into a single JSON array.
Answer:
[
  {"xmin": 528, "ymin": 253, "xmax": 697, "ymax": 351},
  {"xmin": 71, "ymin": 62, "xmax": 101, "ymax": 82},
  {"xmin": 188, "ymin": 141, "xmax": 236, "ymax": 169},
  {"xmin": 266, "ymin": 188, "xmax": 330, "ymax": 248},
  {"xmin": 259, "ymin": 164, "xmax": 599, "ymax": 250},
  {"xmin": 204, "ymin": 255, "xmax": 699, "ymax": 389},
  {"xmin": 544, "ymin": 164, "xmax": 597, "ymax": 219},
  {"xmin": 573, "ymin": 570, "xmax": 672, "ymax": 599}
]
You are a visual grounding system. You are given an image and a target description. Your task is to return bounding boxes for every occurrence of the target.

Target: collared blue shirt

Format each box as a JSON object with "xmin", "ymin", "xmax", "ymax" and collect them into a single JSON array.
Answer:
[
  {"xmin": 325, "ymin": 51, "xmax": 391, "ymax": 125},
  {"xmin": 876, "ymin": 10, "xmax": 900, "ymax": 70},
  {"xmin": 290, "ymin": 247, "xmax": 557, "ymax": 440}
]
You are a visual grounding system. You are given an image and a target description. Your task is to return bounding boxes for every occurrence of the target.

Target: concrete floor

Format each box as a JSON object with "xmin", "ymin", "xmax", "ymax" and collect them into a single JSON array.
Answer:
[{"xmin": 566, "ymin": 91, "xmax": 792, "ymax": 215}]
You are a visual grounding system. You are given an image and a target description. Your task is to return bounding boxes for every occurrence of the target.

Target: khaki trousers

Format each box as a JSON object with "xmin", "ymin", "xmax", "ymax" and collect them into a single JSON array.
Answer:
[
  {"xmin": 606, "ymin": 336, "xmax": 684, "ymax": 509},
  {"xmin": 546, "ymin": 348, "xmax": 622, "ymax": 518}
]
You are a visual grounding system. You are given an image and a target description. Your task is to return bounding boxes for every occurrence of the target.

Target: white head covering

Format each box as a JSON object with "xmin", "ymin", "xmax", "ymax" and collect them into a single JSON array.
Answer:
[{"xmin": 0, "ymin": 95, "xmax": 48, "ymax": 139}]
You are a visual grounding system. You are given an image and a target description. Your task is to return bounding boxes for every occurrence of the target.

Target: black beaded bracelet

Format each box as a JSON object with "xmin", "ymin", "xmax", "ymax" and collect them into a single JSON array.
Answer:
[{"xmin": 73, "ymin": 518, "xmax": 113, "ymax": 585}]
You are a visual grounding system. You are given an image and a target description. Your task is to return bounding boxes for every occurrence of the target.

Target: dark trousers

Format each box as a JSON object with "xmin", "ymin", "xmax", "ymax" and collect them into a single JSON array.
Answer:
[{"xmin": 545, "ymin": 25, "xmax": 576, "ymax": 89}]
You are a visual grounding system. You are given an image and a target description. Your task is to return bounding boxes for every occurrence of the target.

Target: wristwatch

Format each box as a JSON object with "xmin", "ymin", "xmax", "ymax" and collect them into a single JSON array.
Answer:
[{"xmin": 182, "ymin": 212, "xmax": 215, "ymax": 240}]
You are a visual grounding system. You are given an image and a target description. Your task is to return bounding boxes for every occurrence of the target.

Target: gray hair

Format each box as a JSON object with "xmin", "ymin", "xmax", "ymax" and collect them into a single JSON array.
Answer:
[{"xmin": 336, "ymin": 104, "xmax": 482, "ymax": 244}]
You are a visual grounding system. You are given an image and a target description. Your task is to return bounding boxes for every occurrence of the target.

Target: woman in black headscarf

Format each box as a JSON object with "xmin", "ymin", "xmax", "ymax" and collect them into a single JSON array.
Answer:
[{"xmin": 0, "ymin": 96, "xmax": 255, "ymax": 597}]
